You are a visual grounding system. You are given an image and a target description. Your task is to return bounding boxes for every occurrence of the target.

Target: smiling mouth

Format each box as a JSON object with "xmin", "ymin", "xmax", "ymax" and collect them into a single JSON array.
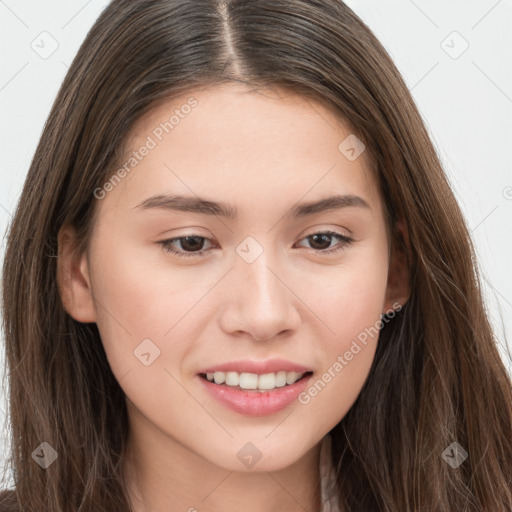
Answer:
[{"xmin": 199, "ymin": 371, "xmax": 314, "ymax": 392}]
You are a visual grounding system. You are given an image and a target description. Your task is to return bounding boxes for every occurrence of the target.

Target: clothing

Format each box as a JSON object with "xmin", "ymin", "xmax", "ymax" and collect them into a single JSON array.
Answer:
[{"xmin": 319, "ymin": 434, "xmax": 341, "ymax": 512}]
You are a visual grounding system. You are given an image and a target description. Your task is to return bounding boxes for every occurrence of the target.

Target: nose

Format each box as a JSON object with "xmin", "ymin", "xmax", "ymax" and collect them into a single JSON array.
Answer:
[{"xmin": 218, "ymin": 247, "xmax": 302, "ymax": 341}]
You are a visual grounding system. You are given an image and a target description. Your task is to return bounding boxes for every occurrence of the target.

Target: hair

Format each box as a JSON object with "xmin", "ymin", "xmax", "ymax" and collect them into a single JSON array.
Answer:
[{"xmin": 1, "ymin": 0, "xmax": 511, "ymax": 510}]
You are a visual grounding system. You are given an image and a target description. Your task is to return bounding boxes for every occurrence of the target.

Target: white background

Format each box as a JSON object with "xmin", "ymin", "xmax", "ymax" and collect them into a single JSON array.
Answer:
[{"xmin": 1, "ymin": 0, "xmax": 511, "ymax": 488}]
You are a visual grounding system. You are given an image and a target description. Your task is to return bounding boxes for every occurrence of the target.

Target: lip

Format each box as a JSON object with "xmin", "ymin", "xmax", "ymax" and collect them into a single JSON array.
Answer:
[
  {"xmin": 198, "ymin": 371, "xmax": 314, "ymax": 417},
  {"xmin": 197, "ymin": 358, "xmax": 312, "ymax": 375}
]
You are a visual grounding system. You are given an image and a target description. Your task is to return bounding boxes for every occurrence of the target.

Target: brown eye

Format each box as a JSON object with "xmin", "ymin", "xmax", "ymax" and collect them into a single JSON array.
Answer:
[
  {"xmin": 157, "ymin": 230, "xmax": 353, "ymax": 259},
  {"xmin": 295, "ymin": 231, "xmax": 353, "ymax": 254},
  {"xmin": 158, "ymin": 236, "xmax": 214, "ymax": 258}
]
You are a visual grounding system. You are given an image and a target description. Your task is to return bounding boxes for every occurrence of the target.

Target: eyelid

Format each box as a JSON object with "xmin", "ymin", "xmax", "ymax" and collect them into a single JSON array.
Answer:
[{"xmin": 300, "ymin": 224, "xmax": 352, "ymax": 239}]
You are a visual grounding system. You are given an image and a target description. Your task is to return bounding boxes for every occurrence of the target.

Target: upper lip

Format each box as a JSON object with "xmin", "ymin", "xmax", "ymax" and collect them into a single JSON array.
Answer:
[{"xmin": 198, "ymin": 358, "xmax": 313, "ymax": 375}]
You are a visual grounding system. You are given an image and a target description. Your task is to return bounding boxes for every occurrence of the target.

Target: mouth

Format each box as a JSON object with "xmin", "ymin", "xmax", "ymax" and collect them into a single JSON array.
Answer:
[
  {"xmin": 197, "ymin": 369, "xmax": 314, "ymax": 416},
  {"xmin": 196, "ymin": 359, "xmax": 314, "ymax": 416},
  {"xmin": 199, "ymin": 370, "xmax": 314, "ymax": 392}
]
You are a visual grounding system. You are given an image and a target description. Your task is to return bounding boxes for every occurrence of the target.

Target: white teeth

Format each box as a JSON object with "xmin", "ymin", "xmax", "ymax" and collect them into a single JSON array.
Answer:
[
  {"xmin": 275, "ymin": 371, "xmax": 287, "ymax": 387},
  {"xmin": 239, "ymin": 372, "xmax": 258, "ymax": 389},
  {"xmin": 205, "ymin": 371, "xmax": 306, "ymax": 390},
  {"xmin": 213, "ymin": 372, "xmax": 225, "ymax": 384},
  {"xmin": 225, "ymin": 372, "xmax": 239, "ymax": 386},
  {"xmin": 258, "ymin": 373, "xmax": 276, "ymax": 389}
]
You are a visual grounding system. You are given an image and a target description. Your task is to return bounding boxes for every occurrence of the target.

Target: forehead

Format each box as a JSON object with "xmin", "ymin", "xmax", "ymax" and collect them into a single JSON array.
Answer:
[{"xmin": 98, "ymin": 83, "xmax": 382, "ymax": 221}]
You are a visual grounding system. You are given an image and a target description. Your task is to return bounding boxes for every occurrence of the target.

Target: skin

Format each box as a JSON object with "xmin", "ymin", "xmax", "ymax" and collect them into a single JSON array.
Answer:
[{"xmin": 58, "ymin": 82, "xmax": 410, "ymax": 512}]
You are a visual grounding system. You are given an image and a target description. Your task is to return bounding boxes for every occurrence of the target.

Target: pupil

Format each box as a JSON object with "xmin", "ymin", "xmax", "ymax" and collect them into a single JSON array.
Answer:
[
  {"xmin": 182, "ymin": 236, "xmax": 203, "ymax": 251},
  {"xmin": 310, "ymin": 234, "xmax": 331, "ymax": 250}
]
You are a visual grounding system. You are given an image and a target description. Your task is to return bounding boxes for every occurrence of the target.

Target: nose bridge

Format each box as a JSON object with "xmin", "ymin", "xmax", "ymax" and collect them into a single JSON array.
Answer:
[
  {"xmin": 222, "ymin": 236, "xmax": 300, "ymax": 340},
  {"xmin": 238, "ymin": 241, "xmax": 284, "ymax": 309}
]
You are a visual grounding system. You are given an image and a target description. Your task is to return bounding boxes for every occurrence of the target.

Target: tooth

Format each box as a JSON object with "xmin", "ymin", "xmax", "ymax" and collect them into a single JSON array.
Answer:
[
  {"xmin": 275, "ymin": 371, "xmax": 287, "ymax": 387},
  {"xmin": 225, "ymin": 372, "xmax": 239, "ymax": 386},
  {"xmin": 286, "ymin": 371, "xmax": 300, "ymax": 385},
  {"xmin": 239, "ymin": 372, "xmax": 258, "ymax": 389},
  {"xmin": 258, "ymin": 373, "xmax": 276, "ymax": 390},
  {"xmin": 213, "ymin": 372, "xmax": 226, "ymax": 384},
  {"xmin": 210, "ymin": 370, "xmax": 307, "ymax": 388}
]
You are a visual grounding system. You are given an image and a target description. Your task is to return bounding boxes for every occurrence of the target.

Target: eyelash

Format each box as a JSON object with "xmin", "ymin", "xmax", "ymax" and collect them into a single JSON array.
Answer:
[{"xmin": 157, "ymin": 230, "xmax": 353, "ymax": 258}]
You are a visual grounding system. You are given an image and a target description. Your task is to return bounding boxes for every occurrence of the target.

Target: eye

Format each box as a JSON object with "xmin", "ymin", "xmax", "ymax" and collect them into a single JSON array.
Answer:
[
  {"xmin": 158, "ymin": 235, "xmax": 215, "ymax": 258},
  {"xmin": 294, "ymin": 230, "xmax": 353, "ymax": 254},
  {"xmin": 157, "ymin": 230, "xmax": 353, "ymax": 258}
]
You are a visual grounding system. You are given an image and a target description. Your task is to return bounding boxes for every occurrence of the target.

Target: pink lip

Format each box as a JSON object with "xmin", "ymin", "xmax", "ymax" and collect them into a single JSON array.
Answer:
[
  {"xmin": 198, "ymin": 372, "xmax": 313, "ymax": 416},
  {"xmin": 198, "ymin": 358, "xmax": 312, "ymax": 375}
]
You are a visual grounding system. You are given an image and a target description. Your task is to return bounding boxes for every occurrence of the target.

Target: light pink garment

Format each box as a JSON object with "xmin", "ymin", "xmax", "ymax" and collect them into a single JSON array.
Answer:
[{"xmin": 319, "ymin": 434, "xmax": 341, "ymax": 512}]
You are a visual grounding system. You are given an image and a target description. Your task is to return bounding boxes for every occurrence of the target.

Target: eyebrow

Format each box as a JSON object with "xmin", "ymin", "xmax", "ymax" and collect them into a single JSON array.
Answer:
[{"xmin": 133, "ymin": 193, "xmax": 371, "ymax": 220}]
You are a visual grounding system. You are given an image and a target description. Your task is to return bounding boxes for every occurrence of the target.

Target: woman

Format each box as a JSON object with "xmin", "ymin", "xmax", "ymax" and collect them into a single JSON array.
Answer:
[{"xmin": 1, "ymin": 1, "xmax": 511, "ymax": 510}]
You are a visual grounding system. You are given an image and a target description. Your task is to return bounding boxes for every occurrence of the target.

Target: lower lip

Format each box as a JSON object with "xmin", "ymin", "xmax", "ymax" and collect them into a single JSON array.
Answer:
[{"xmin": 198, "ymin": 373, "xmax": 313, "ymax": 417}]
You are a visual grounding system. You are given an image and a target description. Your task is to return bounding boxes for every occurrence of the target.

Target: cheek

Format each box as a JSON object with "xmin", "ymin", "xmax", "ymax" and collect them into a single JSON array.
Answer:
[
  {"xmin": 297, "ymin": 243, "xmax": 389, "ymax": 346},
  {"xmin": 87, "ymin": 234, "xmax": 196, "ymax": 385},
  {"xmin": 87, "ymin": 238, "xmax": 199, "ymax": 429},
  {"xmin": 294, "ymin": 247, "xmax": 388, "ymax": 427}
]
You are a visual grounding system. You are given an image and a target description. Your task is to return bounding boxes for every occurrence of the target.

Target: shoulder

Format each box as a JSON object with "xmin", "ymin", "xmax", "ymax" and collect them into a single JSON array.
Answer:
[{"xmin": 0, "ymin": 489, "xmax": 19, "ymax": 512}]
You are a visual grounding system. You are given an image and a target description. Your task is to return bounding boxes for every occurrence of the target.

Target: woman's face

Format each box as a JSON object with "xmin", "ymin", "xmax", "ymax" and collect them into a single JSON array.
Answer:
[{"xmin": 60, "ymin": 82, "xmax": 403, "ymax": 472}]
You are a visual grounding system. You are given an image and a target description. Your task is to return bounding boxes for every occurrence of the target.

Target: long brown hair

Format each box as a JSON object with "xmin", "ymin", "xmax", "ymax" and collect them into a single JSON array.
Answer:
[{"xmin": 1, "ymin": 1, "xmax": 511, "ymax": 510}]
